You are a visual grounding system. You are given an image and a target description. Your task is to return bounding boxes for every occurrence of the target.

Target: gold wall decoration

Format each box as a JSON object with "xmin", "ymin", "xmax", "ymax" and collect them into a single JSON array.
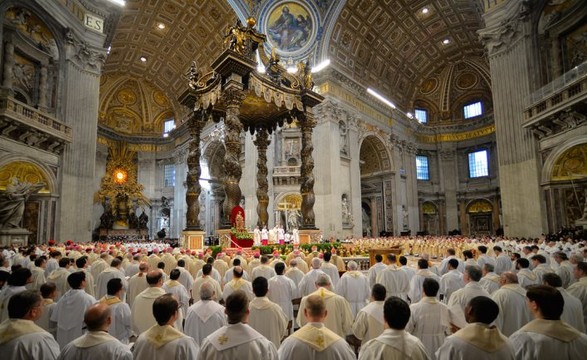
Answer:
[
  {"xmin": 422, "ymin": 201, "xmax": 438, "ymax": 215},
  {"xmin": 5, "ymin": 7, "xmax": 56, "ymax": 54},
  {"xmin": 416, "ymin": 124, "xmax": 495, "ymax": 143},
  {"xmin": 277, "ymin": 193, "xmax": 302, "ymax": 210},
  {"xmin": 467, "ymin": 199, "xmax": 493, "ymax": 213},
  {"xmin": 551, "ymin": 143, "xmax": 587, "ymax": 181},
  {"xmin": 0, "ymin": 161, "xmax": 51, "ymax": 193}
]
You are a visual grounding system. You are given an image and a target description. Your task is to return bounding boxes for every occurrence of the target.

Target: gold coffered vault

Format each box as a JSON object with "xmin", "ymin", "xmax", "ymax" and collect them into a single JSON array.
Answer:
[{"xmin": 179, "ymin": 16, "xmax": 323, "ymax": 246}]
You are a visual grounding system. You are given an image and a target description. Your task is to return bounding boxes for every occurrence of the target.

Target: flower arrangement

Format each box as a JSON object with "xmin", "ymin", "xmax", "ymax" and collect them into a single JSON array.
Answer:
[{"xmin": 230, "ymin": 227, "xmax": 252, "ymax": 240}]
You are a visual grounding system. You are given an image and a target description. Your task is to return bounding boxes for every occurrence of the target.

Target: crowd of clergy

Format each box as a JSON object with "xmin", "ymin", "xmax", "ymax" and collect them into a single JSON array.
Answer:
[{"xmin": 0, "ymin": 236, "xmax": 587, "ymax": 359}]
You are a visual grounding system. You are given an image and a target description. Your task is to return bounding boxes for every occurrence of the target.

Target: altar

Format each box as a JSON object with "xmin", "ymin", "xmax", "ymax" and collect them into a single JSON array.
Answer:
[{"xmin": 98, "ymin": 229, "xmax": 148, "ymax": 242}]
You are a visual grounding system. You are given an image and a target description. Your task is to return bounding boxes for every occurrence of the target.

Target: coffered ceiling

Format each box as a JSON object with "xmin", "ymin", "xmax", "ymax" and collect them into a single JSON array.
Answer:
[
  {"xmin": 328, "ymin": 0, "xmax": 485, "ymax": 110},
  {"xmin": 102, "ymin": 0, "xmax": 487, "ymax": 127}
]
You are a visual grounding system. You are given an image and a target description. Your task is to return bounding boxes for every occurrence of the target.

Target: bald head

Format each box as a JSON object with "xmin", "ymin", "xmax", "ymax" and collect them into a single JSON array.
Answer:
[
  {"xmin": 289, "ymin": 259, "xmax": 297, "ymax": 267},
  {"xmin": 85, "ymin": 303, "xmax": 111, "ymax": 332},
  {"xmin": 146, "ymin": 270, "xmax": 163, "ymax": 286}
]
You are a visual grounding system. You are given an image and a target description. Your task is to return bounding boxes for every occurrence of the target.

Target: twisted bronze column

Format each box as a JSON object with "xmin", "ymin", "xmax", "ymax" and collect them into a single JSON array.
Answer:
[
  {"xmin": 253, "ymin": 129, "xmax": 270, "ymax": 227},
  {"xmin": 185, "ymin": 112, "xmax": 206, "ymax": 230},
  {"xmin": 300, "ymin": 111, "xmax": 317, "ymax": 229},
  {"xmin": 221, "ymin": 89, "xmax": 245, "ymax": 227}
]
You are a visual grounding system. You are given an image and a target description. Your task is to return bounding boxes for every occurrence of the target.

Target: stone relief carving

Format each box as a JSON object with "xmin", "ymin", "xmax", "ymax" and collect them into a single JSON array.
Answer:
[{"xmin": 479, "ymin": 1, "xmax": 532, "ymax": 55}]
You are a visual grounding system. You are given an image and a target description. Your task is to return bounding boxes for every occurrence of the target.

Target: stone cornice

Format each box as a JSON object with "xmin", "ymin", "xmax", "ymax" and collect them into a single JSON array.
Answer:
[{"xmin": 478, "ymin": 0, "xmax": 532, "ymax": 56}]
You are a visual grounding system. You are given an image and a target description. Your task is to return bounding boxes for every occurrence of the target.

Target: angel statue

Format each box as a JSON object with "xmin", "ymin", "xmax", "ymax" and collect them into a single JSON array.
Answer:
[{"xmin": 0, "ymin": 178, "xmax": 45, "ymax": 228}]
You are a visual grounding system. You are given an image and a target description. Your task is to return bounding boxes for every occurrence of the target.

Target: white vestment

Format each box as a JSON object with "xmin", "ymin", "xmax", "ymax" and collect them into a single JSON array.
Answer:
[
  {"xmin": 248, "ymin": 296, "xmax": 288, "ymax": 348},
  {"xmin": 495, "ymin": 254, "xmax": 512, "ymax": 275},
  {"xmin": 0, "ymin": 319, "xmax": 60, "ymax": 360},
  {"xmin": 47, "ymin": 268, "xmax": 70, "ymax": 301},
  {"xmin": 222, "ymin": 278, "xmax": 253, "ymax": 302},
  {"xmin": 517, "ymin": 268, "xmax": 539, "ymax": 289},
  {"xmin": 479, "ymin": 273, "xmax": 500, "ymax": 295},
  {"xmin": 57, "ymin": 331, "xmax": 132, "ymax": 360},
  {"xmin": 51, "ymin": 288, "xmax": 97, "ymax": 348},
  {"xmin": 195, "ymin": 267, "xmax": 221, "ymax": 283},
  {"xmin": 191, "ymin": 276, "xmax": 223, "ymax": 302},
  {"xmin": 95, "ymin": 268, "xmax": 127, "ymax": 300},
  {"xmin": 556, "ymin": 261, "xmax": 574, "ymax": 288},
  {"xmin": 367, "ymin": 262, "xmax": 387, "ymax": 288},
  {"xmin": 184, "ymin": 300, "xmax": 226, "ymax": 346},
  {"xmin": 131, "ymin": 287, "xmax": 165, "ymax": 335},
  {"xmin": 337, "ymin": 270, "xmax": 370, "ymax": 317},
  {"xmin": 440, "ymin": 269, "xmax": 464, "ymax": 303},
  {"xmin": 376, "ymin": 266, "xmax": 410, "ymax": 302},
  {"xmin": 285, "ymin": 267, "xmax": 305, "ymax": 286},
  {"xmin": 447, "ymin": 282, "xmax": 490, "ymax": 328},
  {"xmin": 278, "ymin": 322, "xmax": 355, "ymax": 360},
  {"xmin": 352, "ymin": 301, "xmax": 385, "ymax": 343},
  {"xmin": 28, "ymin": 266, "xmax": 46, "ymax": 291},
  {"xmin": 268, "ymin": 275, "xmax": 298, "ymax": 321},
  {"xmin": 406, "ymin": 297, "xmax": 450, "ymax": 359},
  {"xmin": 0, "ymin": 285, "xmax": 27, "ymax": 322},
  {"xmin": 162, "ymin": 280, "xmax": 190, "ymax": 318},
  {"xmin": 439, "ymin": 256, "xmax": 465, "ymax": 275},
  {"xmin": 35, "ymin": 299, "xmax": 57, "ymax": 338},
  {"xmin": 98, "ymin": 296, "xmax": 132, "ymax": 344},
  {"xmin": 358, "ymin": 328, "xmax": 430, "ymax": 360},
  {"xmin": 477, "ymin": 254, "xmax": 497, "ymax": 270},
  {"xmin": 567, "ymin": 277, "xmax": 587, "ymax": 331},
  {"xmin": 491, "ymin": 284, "xmax": 532, "ymax": 336},
  {"xmin": 557, "ymin": 287, "xmax": 586, "ymax": 332},
  {"xmin": 320, "ymin": 263, "xmax": 340, "ymax": 288},
  {"xmin": 89, "ymin": 259, "xmax": 108, "ymax": 282},
  {"xmin": 126, "ymin": 273, "xmax": 148, "ymax": 306},
  {"xmin": 222, "ymin": 266, "xmax": 250, "ymax": 285},
  {"xmin": 509, "ymin": 319, "xmax": 587, "ymax": 360},
  {"xmin": 133, "ymin": 324, "xmax": 199, "ymax": 360},
  {"xmin": 436, "ymin": 323, "xmax": 514, "ymax": 360},
  {"xmin": 532, "ymin": 264, "xmax": 555, "ymax": 283},
  {"xmin": 409, "ymin": 269, "xmax": 441, "ymax": 304},
  {"xmin": 175, "ymin": 267, "xmax": 194, "ymax": 295},
  {"xmin": 252, "ymin": 265, "xmax": 276, "ymax": 281},
  {"xmin": 199, "ymin": 323, "xmax": 278, "ymax": 360},
  {"xmin": 297, "ymin": 288, "xmax": 353, "ymax": 337},
  {"xmin": 298, "ymin": 269, "xmax": 330, "ymax": 297}
]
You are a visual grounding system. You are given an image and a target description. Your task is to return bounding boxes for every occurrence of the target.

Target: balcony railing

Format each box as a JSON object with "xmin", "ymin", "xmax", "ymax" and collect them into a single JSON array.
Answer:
[
  {"xmin": 273, "ymin": 166, "xmax": 301, "ymax": 177},
  {"xmin": 0, "ymin": 95, "xmax": 72, "ymax": 143}
]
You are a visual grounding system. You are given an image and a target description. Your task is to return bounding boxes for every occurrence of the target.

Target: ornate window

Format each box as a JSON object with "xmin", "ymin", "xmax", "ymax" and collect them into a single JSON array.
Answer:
[
  {"xmin": 163, "ymin": 119, "xmax": 175, "ymax": 137},
  {"xmin": 415, "ymin": 108, "xmax": 428, "ymax": 124},
  {"xmin": 464, "ymin": 101, "xmax": 483, "ymax": 119},
  {"xmin": 416, "ymin": 155, "xmax": 430, "ymax": 180},
  {"xmin": 468, "ymin": 150, "xmax": 489, "ymax": 178}
]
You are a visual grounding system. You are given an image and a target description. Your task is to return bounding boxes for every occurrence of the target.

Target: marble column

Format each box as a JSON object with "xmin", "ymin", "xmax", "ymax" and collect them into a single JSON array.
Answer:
[
  {"xmin": 253, "ymin": 129, "xmax": 270, "ymax": 227},
  {"xmin": 185, "ymin": 112, "xmax": 205, "ymax": 231},
  {"xmin": 370, "ymin": 197, "xmax": 378, "ymax": 236},
  {"xmin": 58, "ymin": 38, "xmax": 105, "ymax": 241},
  {"xmin": 480, "ymin": 0, "xmax": 545, "ymax": 236},
  {"xmin": 221, "ymin": 89, "xmax": 245, "ymax": 227},
  {"xmin": 299, "ymin": 110, "xmax": 317, "ymax": 229}
]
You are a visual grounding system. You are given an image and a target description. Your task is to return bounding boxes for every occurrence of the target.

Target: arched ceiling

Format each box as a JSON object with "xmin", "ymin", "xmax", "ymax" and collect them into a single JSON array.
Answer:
[
  {"xmin": 102, "ymin": 0, "xmax": 237, "ymax": 119},
  {"xmin": 329, "ymin": 0, "xmax": 485, "ymax": 110},
  {"xmin": 102, "ymin": 0, "xmax": 487, "ymax": 127}
]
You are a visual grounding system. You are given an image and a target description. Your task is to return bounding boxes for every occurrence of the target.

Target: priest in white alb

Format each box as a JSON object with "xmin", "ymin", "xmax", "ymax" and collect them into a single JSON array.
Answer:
[
  {"xmin": 199, "ymin": 290, "xmax": 278, "ymax": 359},
  {"xmin": 509, "ymin": 285, "xmax": 587, "ymax": 359},
  {"xmin": 491, "ymin": 272, "xmax": 532, "ymax": 336},
  {"xmin": 436, "ymin": 296, "xmax": 514, "ymax": 360},
  {"xmin": 406, "ymin": 278, "xmax": 450, "ymax": 359},
  {"xmin": 99, "ymin": 278, "xmax": 132, "ymax": 344},
  {"xmin": 133, "ymin": 294, "xmax": 199, "ymax": 359},
  {"xmin": 358, "ymin": 296, "xmax": 430, "ymax": 360},
  {"xmin": 57, "ymin": 303, "xmax": 132, "ymax": 360},
  {"xmin": 0, "ymin": 290, "xmax": 60, "ymax": 360},
  {"xmin": 95, "ymin": 258, "xmax": 127, "ymax": 301},
  {"xmin": 542, "ymin": 272, "xmax": 585, "ymax": 332},
  {"xmin": 162, "ymin": 269, "xmax": 189, "ymax": 322},
  {"xmin": 409, "ymin": 259, "xmax": 441, "ymax": 304},
  {"xmin": 268, "ymin": 262, "xmax": 298, "ymax": 323},
  {"xmin": 337, "ymin": 260, "xmax": 370, "ymax": 317},
  {"xmin": 126, "ymin": 262, "xmax": 149, "ymax": 306},
  {"xmin": 131, "ymin": 270, "xmax": 166, "ymax": 335},
  {"xmin": 298, "ymin": 258, "xmax": 330, "ymax": 297},
  {"xmin": 297, "ymin": 274, "xmax": 353, "ymax": 338},
  {"xmin": 183, "ymin": 282, "xmax": 226, "ymax": 346},
  {"xmin": 376, "ymin": 254, "xmax": 410, "ymax": 302},
  {"xmin": 278, "ymin": 294, "xmax": 355, "ymax": 360},
  {"xmin": 353, "ymin": 284, "xmax": 386, "ymax": 344},
  {"xmin": 248, "ymin": 276, "xmax": 288, "ymax": 348},
  {"xmin": 192, "ymin": 263, "xmax": 223, "ymax": 302},
  {"xmin": 222, "ymin": 266, "xmax": 253, "ymax": 302},
  {"xmin": 51, "ymin": 271, "xmax": 97, "ymax": 348},
  {"xmin": 447, "ymin": 265, "xmax": 489, "ymax": 327}
]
